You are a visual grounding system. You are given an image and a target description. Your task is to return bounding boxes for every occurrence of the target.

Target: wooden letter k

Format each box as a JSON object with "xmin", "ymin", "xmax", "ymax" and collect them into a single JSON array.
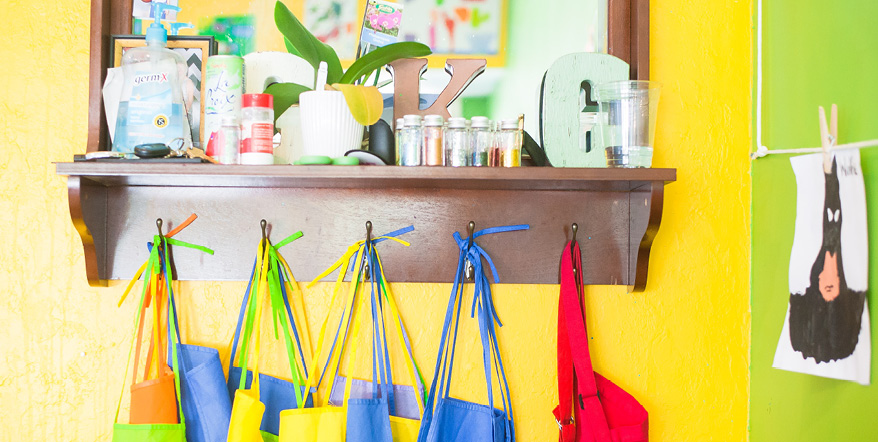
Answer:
[{"xmin": 386, "ymin": 58, "xmax": 487, "ymax": 125}]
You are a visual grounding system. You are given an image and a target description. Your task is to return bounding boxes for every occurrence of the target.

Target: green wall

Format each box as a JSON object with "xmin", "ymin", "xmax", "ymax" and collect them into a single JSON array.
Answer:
[{"xmin": 751, "ymin": 1, "xmax": 878, "ymax": 440}]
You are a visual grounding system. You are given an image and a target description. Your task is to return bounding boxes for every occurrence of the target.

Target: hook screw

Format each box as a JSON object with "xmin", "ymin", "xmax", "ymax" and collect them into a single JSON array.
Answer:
[
  {"xmin": 364, "ymin": 221, "xmax": 373, "ymax": 279},
  {"xmin": 464, "ymin": 221, "xmax": 475, "ymax": 281},
  {"xmin": 571, "ymin": 223, "xmax": 579, "ymax": 277}
]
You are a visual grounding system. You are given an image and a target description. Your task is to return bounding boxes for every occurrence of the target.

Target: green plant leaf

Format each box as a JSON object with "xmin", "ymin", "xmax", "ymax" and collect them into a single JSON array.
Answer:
[
  {"xmin": 264, "ymin": 82, "xmax": 313, "ymax": 124},
  {"xmin": 275, "ymin": 2, "xmax": 318, "ymax": 65},
  {"xmin": 338, "ymin": 42, "xmax": 433, "ymax": 85},
  {"xmin": 284, "ymin": 37, "xmax": 301, "ymax": 58},
  {"xmin": 332, "ymin": 83, "xmax": 384, "ymax": 126},
  {"xmin": 275, "ymin": 1, "xmax": 343, "ymax": 84}
]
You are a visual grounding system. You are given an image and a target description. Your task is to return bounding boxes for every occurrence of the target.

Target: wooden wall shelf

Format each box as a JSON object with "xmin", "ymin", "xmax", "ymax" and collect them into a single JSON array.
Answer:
[{"xmin": 56, "ymin": 163, "xmax": 675, "ymax": 291}]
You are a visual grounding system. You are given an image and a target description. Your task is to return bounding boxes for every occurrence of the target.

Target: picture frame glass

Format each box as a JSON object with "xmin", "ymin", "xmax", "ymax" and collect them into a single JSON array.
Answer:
[
  {"xmin": 111, "ymin": 35, "xmax": 216, "ymax": 145},
  {"xmin": 134, "ymin": 0, "xmax": 609, "ymax": 123}
]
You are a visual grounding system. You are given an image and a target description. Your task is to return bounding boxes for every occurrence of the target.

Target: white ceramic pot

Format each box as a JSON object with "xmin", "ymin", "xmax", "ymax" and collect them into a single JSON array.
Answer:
[{"xmin": 299, "ymin": 90, "xmax": 365, "ymax": 158}]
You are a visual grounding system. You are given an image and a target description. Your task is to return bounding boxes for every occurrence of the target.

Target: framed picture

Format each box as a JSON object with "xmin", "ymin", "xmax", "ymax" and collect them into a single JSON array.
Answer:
[
  {"xmin": 397, "ymin": 0, "xmax": 509, "ymax": 68},
  {"xmin": 110, "ymin": 35, "xmax": 218, "ymax": 145},
  {"xmin": 301, "ymin": 0, "xmax": 508, "ymax": 68}
]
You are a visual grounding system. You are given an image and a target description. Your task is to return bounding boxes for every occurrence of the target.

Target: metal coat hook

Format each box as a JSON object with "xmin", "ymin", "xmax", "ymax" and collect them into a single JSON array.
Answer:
[
  {"xmin": 156, "ymin": 218, "xmax": 164, "ymax": 238},
  {"xmin": 261, "ymin": 219, "xmax": 267, "ymax": 242},
  {"xmin": 464, "ymin": 221, "xmax": 475, "ymax": 282},
  {"xmin": 364, "ymin": 221, "xmax": 372, "ymax": 280},
  {"xmin": 571, "ymin": 223, "xmax": 578, "ymax": 277}
]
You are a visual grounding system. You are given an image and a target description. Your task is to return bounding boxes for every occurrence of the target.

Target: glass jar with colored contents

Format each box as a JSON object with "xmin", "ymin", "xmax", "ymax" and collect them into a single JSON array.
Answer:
[
  {"xmin": 394, "ymin": 118, "xmax": 404, "ymax": 164},
  {"xmin": 497, "ymin": 119, "xmax": 522, "ymax": 167},
  {"xmin": 470, "ymin": 116, "xmax": 492, "ymax": 167},
  {"xmin": 488, "ymin": 120, "xmax": 502, "ymax": 166},
  {"xmin": 444, "ymin": 117, "xmax": 470, "ymax": 167},
  {"xmin": 422, "ymin": 114, "xmax": 445, "ymax": 166},
  {"xmin": 398, "ymin": 114, "xmax": 422, "ymax": 166}
]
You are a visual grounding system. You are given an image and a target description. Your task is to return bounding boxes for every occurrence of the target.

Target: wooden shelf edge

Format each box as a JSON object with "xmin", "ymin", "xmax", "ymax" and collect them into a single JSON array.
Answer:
[
  {"xmin": 59, "ymin": 164, "xmax": 675, "ymax": 287},
  {"xmin": 56, "ymin": 163, "xmax": 676, "ymax": 191}
]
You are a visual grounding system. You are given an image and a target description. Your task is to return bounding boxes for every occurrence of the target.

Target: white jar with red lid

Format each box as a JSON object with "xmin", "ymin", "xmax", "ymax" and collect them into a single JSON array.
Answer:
[{"xmin": 240, "ymin": 93, "xmax": 274, "ymax": 165}]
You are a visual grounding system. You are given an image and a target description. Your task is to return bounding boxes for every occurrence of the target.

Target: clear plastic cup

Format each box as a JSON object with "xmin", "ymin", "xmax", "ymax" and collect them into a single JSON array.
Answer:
[{"xmin": 594, "ymin": 81, "xmax": 660, "ymax": 168}]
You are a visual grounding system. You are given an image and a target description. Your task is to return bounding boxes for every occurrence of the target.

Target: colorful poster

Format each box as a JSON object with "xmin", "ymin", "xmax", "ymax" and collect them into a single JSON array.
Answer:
[
  {"xmin": 399, "ymin": 0, "xmax": 504, "ymax": 56},
  {"xmin": 305, "ymin": 0, "xmax": 361, "ymax": 60},
  {"xmin": 773, "ymin": 150, "xmax": 871, "ymax": 385},
  {"xmin": 199, "ymin": 15, "xmax": 255, "ymax": 56}
]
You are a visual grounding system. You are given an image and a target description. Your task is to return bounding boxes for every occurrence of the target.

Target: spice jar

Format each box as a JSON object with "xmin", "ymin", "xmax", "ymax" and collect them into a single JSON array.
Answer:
[
  {"xmin": 218, "ymin": 116, "xmax": 240, "ymax": 164},
  {"xmin": 240, "ymin": 93, "xmax": 274, "ymax": 165},
  {"xmin": 394, "ymin": 118, "xmax": 404, "ymax": 164},
  {"xmin": 470, "ymin": 116, "xmax": 491, "ymax": 167},
  {"xmin": 488, "ymin": 120, "xmax": 502, "ymax": 167},
  {"xmin": 498, "ymin": 119, "xmax": 522, "ymax": 167},
  {"xmin": 444, "ymin": 117, "xmax": 469, "ymax": 167},
  {"xmin": 423, "ymin": 114, "xmax": 445, "ymax": 166},
  {"xmin": 398, "ymin": 114, "xmax": 423, "ymax": 166}
]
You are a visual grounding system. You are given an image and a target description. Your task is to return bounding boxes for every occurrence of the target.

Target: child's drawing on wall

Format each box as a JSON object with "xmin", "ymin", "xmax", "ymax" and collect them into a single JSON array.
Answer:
[{"xmin": 774, "ymin": 150, "xmax": 871, "ymax": 384}]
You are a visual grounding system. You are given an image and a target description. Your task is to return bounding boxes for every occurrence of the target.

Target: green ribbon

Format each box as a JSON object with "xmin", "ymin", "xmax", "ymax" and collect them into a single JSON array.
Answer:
[{"xmin": 235, "ymin": 234, "xmax": 308, "ymax": 409}]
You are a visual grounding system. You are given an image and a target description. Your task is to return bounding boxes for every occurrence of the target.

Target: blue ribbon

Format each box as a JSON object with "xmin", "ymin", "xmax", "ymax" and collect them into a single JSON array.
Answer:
[
  {"xmin": 318, "ymin": 225, "xmax": 414, "ymax": 391},
  {"xmin": 419, "ymin": 224, "xmax": 527, "ymax": 442},
  {"xmin": 346, "ymin": 225, "xmax": 415, "ymax": 273}
]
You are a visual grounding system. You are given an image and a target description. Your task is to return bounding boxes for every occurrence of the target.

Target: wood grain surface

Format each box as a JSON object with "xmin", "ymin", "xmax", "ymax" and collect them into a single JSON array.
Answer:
[{"xmin": 59, "ymin": 164, "xmax": 674, "ymax": 288}]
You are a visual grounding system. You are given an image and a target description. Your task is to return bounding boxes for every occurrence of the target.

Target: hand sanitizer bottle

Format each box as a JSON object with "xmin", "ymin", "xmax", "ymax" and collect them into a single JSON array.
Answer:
[{"xmin": 113, "ymin": 3, "xmax": 187, "ymax": 153}]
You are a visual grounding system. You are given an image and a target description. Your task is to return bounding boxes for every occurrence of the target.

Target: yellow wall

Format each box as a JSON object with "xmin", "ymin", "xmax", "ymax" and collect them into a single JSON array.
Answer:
[{"xmin": 0, "ymin": 0, "xmax": 751, "ymax": 440}]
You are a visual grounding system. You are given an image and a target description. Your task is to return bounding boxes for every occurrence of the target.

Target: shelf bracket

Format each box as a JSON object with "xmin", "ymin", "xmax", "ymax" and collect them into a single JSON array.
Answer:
[
  {"xmin": 66, "ymin": 176, "xmax": 107, "ymax": 287},
  {"xmin": 628, "ymin": 182, "xmax": 665, "ymax": 292}
]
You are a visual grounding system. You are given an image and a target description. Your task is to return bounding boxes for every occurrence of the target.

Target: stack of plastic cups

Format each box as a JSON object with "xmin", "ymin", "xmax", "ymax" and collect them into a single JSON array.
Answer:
[{"xmin": 594, "ymin": 80, "xmax": 661, "ymax": 168}]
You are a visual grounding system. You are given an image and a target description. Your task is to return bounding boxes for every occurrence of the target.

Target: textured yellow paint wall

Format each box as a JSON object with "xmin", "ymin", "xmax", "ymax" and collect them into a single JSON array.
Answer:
[{"xmin": 0, "ymin": 0, "xmax": 751, "ymax": 440}]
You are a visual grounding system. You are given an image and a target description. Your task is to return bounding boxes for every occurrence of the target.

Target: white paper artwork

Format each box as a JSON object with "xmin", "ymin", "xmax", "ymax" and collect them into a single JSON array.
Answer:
[{"xmin": 773, "ymin": 150, "xmax": 870, "ymax": 385}]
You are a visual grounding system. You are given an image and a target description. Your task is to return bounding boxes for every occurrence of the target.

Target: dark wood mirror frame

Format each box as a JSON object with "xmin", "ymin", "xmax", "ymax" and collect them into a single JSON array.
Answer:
[
  {"xmin": 68, "ymin": 0, "xmax": 667, "ymax": 290},
  {"xmin": 86, "ymin": 0, "xmax": 648, "ymax": 153}
]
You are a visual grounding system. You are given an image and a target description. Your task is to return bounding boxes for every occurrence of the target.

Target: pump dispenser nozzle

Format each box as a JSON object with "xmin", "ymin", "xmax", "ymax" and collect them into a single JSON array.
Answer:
[{"xmin": 146, "ymin": 3, "xmax": 181, "ymax": 44}]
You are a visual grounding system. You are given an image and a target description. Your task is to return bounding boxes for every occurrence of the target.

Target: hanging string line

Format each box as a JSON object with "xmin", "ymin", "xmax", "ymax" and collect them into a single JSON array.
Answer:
[{"xmin": 751, "ymin": 139, "xmax": 878, "ymax": 159}]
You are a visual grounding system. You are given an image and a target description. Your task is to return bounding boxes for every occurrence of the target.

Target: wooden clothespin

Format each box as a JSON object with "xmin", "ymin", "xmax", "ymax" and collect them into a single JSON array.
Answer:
[{"xmin": 818, "ymin": 104, "xmax": 838, "ymax": 174}]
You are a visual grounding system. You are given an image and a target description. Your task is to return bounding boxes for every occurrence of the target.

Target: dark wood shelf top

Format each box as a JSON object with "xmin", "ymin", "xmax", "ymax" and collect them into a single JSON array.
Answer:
[
  {"xmin": 57, "ymin": 161, "xmax": 675, "ymax": 288},
  {"xmin": 55, "ymin": 163, "xmax": 676, "ymax": 191}
]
